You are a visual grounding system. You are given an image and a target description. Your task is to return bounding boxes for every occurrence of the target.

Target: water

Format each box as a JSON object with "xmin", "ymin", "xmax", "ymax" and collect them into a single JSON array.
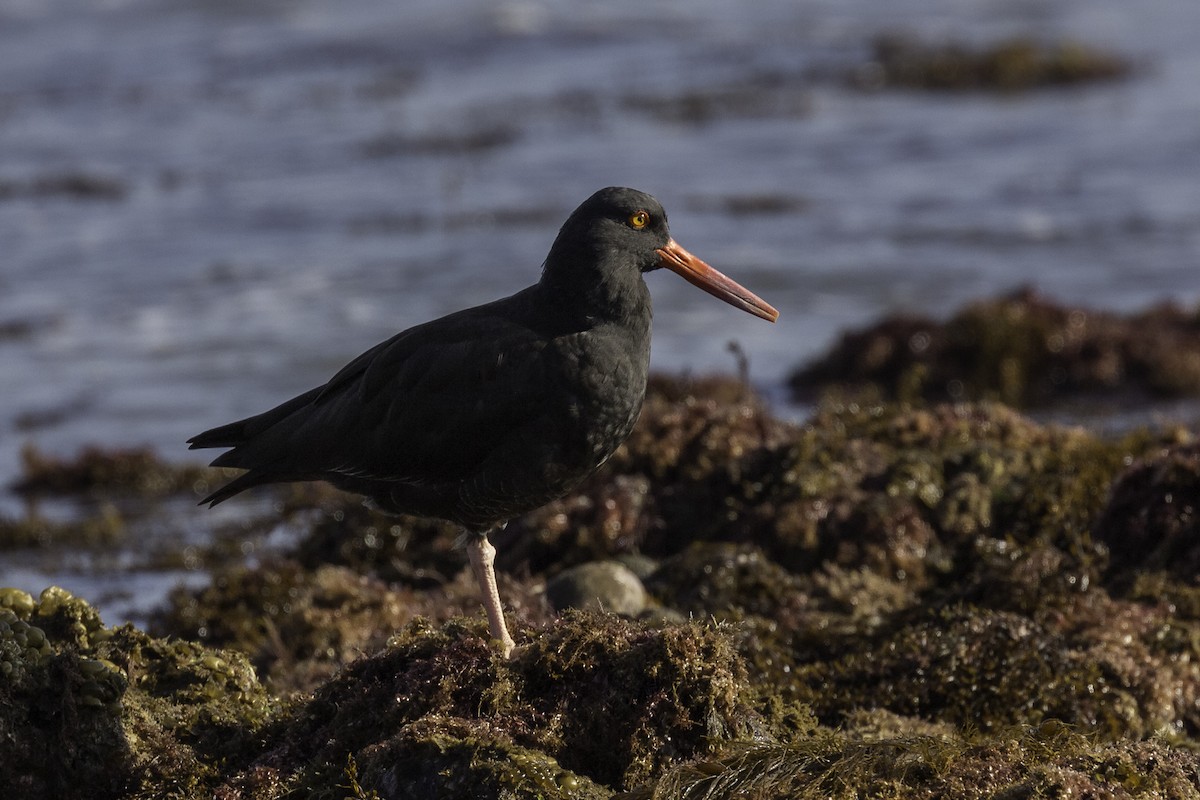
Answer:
[{"xmin": 1, "ymin": 1, "xmax": 1198, "ymax": 504}]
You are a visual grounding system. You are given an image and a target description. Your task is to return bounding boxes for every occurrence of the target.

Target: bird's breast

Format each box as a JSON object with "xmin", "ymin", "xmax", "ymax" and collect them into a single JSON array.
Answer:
[{"xmin": 550, "ymin": 322, "xmax": 650, "ymax": 471}]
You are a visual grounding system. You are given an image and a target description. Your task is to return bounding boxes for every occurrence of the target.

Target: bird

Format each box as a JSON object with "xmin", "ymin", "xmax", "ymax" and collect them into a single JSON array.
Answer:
[{"xmin": 188, "ymin": 186, "xmax": 778, "ymax": 657}]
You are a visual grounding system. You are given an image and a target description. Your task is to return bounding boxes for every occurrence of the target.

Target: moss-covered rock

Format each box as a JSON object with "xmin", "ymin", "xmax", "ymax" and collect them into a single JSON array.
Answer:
[
  {"xmin": 12, "ymin": 444, "xmax": 211, "ymax": 498},
  {"xmin": 855, "ymin": 35, "xmax": 1132, "ymax": 92},
  {"xmin": 789, "ymin": 290, "xmax": 1200, "ymax": 408},
  {"xmin": 154, "ymin": 555, "xmax": 557, "ymax": 698},
  {"xmin": 630, "ymin": 731, "xmax": 1200, "ymax": 799},
  {"xmin": 0, "ymin": 590, "xmax": 53, "ymax": 682},
  {"xmin": 0, "ymin": 504, "xmax": 127, "ymax": 550},
  {"xmin": 9, "ymin": 367, "xmax": 1200, "ymax": 797},
  {"xmin": 626, "ymin": 396, "xmax": 1155, "ymax": 600},
  {"xmin": 795, "ymin": 606, "xmax": 1146, "ymax": 737},
  {"xmin": 645, "ymin": 542, "xmax": 808, "ymax": 620},
  {"xmin": 359, "ymin": 716, "xmax": 612, "ymax": 800},
  {"xmin": 0, "ymin": 587, "xmax": 274, "ymax": 800},
  {"xmin": 287, "ymin": 495, "xmax": 466, "ymax": 587},
  {"xmin": 154, "ymin": 560, "xmax": 422, "ymax": 694},
  {"xmin": 1096, "ymin": 441, "xmax": 1200, "ymax": 584},
  {"xmin": 221, "ymin": 612, "xmax": 760, "ymax": 797}
]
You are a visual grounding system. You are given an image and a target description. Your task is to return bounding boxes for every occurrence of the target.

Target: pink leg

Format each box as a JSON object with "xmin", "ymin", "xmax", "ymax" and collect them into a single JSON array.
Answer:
[{"xmin": 466, "ymin": 532, "xmax": 516, "ymax": 658}]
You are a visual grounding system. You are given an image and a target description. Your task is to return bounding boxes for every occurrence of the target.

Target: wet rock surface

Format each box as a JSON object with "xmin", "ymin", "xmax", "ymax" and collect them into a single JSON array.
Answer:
[{"xmin": 3, "ymin": 364, "xmax": 1200, "ymax": 797}]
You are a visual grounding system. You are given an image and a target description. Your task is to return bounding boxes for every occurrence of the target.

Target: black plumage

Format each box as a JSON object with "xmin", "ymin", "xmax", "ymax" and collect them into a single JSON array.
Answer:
[{"xmin": 189, "ymin": 186, "xmax": 777, "ymax": 656}]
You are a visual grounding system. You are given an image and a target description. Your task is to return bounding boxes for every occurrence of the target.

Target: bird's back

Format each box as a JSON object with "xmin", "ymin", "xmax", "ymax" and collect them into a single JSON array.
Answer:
[{"xmin": 190, "ymin": 282, "xmax": 652, "ymax": 530}]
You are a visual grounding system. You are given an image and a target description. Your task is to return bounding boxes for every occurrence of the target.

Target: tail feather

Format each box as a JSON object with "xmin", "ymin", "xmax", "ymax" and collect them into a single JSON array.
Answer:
[
  {"xmin": 200, "ymin": 467, "xmax": 320, "ymax": 506},
  {"xmin": 190, "ymin": 386, "xmax": 326, "ymax": 505},
  {"xmin": 188, "ymin": 386, "xmax": 324, "ymax": 451},
  {"xmin": 198, "ymin": 470, "xmax": 273, "ymax": 507},
  {"xmin": 187, "ymin": 419, "xmax": 253, "ymax": 451}
]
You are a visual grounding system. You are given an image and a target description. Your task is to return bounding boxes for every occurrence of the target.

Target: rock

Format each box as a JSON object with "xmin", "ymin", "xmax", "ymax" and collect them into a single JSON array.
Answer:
[{"xmin": 545, "ymin": 561, "xmax": 647, "ymax": 617}]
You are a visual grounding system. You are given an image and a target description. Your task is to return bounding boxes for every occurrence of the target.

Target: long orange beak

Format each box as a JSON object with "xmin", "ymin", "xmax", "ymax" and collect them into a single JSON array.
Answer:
[{"xmin": 656, "ymin": 238, "xmax": 779, "ymax": 322}]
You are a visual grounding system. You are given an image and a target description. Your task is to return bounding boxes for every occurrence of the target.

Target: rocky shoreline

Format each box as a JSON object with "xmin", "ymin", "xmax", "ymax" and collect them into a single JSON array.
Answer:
[{"xmin": 3, "ymin": 292, "xmax": 1200, "ymax": 798}]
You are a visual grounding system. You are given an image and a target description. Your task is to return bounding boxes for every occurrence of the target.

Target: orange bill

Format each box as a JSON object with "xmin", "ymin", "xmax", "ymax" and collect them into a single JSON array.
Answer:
[{"xmin": 656, "ymin": 238, "xmax": 779, "ymax": 322}]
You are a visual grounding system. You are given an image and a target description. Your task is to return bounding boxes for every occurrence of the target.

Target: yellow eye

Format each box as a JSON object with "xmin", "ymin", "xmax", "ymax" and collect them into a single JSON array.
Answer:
[{"xmin": 628, "ymin": 210, "xmax": 649, "ymax": 229}]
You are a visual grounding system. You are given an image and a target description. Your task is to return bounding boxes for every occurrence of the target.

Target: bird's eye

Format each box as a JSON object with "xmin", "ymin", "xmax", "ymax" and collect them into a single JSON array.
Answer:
[{"xmin": 628, "ymin": 210, "xmax": 650, "ymax": 230}]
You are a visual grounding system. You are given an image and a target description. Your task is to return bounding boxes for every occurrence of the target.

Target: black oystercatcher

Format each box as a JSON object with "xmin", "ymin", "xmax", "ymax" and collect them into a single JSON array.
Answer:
[{"xmin": 188, "ymin": 187, "xmax": 777, "ymax": 657}]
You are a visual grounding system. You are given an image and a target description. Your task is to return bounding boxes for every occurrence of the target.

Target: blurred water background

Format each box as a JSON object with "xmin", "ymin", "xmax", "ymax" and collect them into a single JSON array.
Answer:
[{"xmin": 1, "ymin": 0, "xmax": 1198, "ymax": 616}]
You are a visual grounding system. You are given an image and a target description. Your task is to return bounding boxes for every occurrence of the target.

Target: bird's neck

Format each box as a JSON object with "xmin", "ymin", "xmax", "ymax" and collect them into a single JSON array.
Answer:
[{"xmin": 538, "ymin": 252, "xmax": 653, "ymax": 329}]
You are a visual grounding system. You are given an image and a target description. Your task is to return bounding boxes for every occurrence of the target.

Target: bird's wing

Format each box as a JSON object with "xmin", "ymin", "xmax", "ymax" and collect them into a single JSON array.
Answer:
[
  {"xmin": 337, "ymin": 315, "xmax": 560, "ymax": 482},
  {"xmin": 206, "ymin": 302, "xmax": 569, "ymax": 489}
]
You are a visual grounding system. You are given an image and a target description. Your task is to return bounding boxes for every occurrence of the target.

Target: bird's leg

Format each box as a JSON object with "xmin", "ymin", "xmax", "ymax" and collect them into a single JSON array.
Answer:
[{"xmin": 466, "ymin": 529, "xmax": 516, "ymax": 658}]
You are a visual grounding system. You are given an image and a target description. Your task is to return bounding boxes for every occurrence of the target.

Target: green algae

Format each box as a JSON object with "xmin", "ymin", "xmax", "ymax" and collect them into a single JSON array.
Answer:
[
  {"xmin": 0, "ymin": 587, "xmax": 274, "ymax": 800},
  {"xmin": 581, "ymin": 383, "xmax": 1199, "ymax": 754},
  {"xmin": 252, "ymin": 612, "xmax": 758, "ymax": 796},
  {"xmin": 0, "ymin": 602, "xmax": 52, "ymax": 681},
  {"xmin": 0, "ymin": 586, "xmax": 38, "ymax": 616}
]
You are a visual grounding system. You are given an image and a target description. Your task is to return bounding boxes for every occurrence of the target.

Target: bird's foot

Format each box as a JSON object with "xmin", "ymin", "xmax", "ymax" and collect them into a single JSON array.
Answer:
[{"xmin": 491, "ymin": 632, "xmax": 518, "ymax": 660}]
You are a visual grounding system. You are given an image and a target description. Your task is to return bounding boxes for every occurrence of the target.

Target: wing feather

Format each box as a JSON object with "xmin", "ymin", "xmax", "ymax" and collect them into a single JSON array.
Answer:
[{"xmin": 190, "ymin": 289, "xmax": 572, "ymax": 508}]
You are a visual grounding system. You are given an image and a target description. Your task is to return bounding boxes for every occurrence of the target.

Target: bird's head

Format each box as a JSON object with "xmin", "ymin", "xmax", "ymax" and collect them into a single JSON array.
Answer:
[{"xmin": 543, "ymin": 187, "xmax": 778, "ymax": 322}]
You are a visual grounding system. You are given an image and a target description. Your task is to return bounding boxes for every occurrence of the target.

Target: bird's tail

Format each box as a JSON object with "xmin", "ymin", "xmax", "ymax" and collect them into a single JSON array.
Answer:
[
  {"xmin": 188, "ymin": 385, "xmax": 322, "ymax": 453},
  {"xmin": 189, "ymin": 417, "xmax": 270, "ymax": 505},
  {"xmin": 196, "ymin": 469, "xmax": 276, "ymax": 507},
  {"xmin": 189, "ymin": 387, "xmax": 324, "ymax": 505},
  {"xmin": 187, "ymin": 419, "xmax": 254, "ymax": 451}
]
